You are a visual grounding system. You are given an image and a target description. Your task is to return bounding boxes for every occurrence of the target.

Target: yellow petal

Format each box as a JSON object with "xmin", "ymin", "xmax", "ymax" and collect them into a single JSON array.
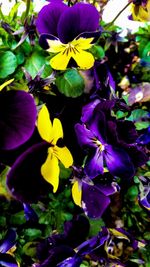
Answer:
[
  {"xmin": 109, "ymin": 229, "xmax": 130, "ymax": 241},
  {"xmin": 0, "ymin": 79, "xmax": 14, "ymax": 91},
  {"xmin": 47, "ymin": 39, "xmax": 66, "ymax": 53},
  {"xmin": 41, "ymin": 149, "xmax": 59, "ymax": 193},
  {"xmin": 54, "ymin": 146, "xmax": 73, "ymax": 168},
  {"xmin": 50, "ymin": 51, "xmax": 72, "ymax": 70},
  {"xmin": 52, "ymin": 118, "xmax": 63, "ymax": 145},
  {"xmin": 72, "ymin": 37, "xmax": 94, "ymax": 50},
  {"xmin": 72, "ymin": 50, "xmax": 94, "ymax": 69},
  {"xmin": 37, "ymin": 105, "xmax": 53, "ymax": 143},
  {"xmin": 72, "ymin": 180, "xmax": 82, "ymax": 207}
]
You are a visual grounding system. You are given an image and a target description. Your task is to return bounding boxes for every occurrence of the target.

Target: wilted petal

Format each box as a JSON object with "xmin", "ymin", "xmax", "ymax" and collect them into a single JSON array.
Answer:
[
  {"xmin": 0, "ymin": 90, "xmax": 36, "ymax": 150},
  {"xmin": 7, "ymin": 142, "xmax": 51, "ymax": 203},
  {"xmin": 82, "ymin": 183, "xmax": 110, "ymax": 218},
  {"xmin": 85, "ymin": 147, "xmax": 104, "ymax": 178},
  {"xmin": 36, "ymin": 2, "xmax": 68, "ymax": 36},
  {"xmin": 57, "ymin": 3, "xmax": 100, "ymax": 43},
  {"xmin": 104, "ymin": 145, "xmax": 135, "ymax": 179},
  {"xmin": 0, "ymin": 230, "xmax": 16, "ymax": 253}
]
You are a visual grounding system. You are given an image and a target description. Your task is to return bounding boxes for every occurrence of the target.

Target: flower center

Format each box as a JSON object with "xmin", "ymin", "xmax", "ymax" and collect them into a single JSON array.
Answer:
[
  {"xmin": 63, "ymin": 42, "xmax": 79, "ymax": 56},
  {"xmin": 93, "ymin": 138, "xmax": 105, "ymax": 151}
]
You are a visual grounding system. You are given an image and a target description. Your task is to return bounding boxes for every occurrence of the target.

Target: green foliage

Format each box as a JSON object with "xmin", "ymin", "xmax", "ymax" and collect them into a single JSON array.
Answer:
[
  {"xmin": 56, "ymin": 69, "xmax": 85, "ymax": 97},
  {"xmin": 0, "ymin": 51, "xmax": 17, "ymax": 78},
  {"xmin": 127, "ymin": 109, "xmax": 150, "ymax": 130}
]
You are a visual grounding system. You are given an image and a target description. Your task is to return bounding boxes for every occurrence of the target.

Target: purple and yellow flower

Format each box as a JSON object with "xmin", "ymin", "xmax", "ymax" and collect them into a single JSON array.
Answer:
[
  {"xmin": 7, "ymin": 105, "xmax": 73, "ymax": 202},
  {"xmin": 130, "ymin": 0, "xmax": 150, "ymax": 21},
  {"xmin": 0, "ymin": 81, "xmax": 36, "ymax": 150},
  {"xmin": 138, "ymin": 176, "xmax": 150, "ymax": 211},
  {"xmin": 0, "ymin": 229, "xmax": 19, "ymax": 267},
  {"xmin": 75, "ymin": 99, "xmax": 148, "ymax": 179},
  {"xmin": 36, "ymin": 2, "xmax": 100, "ymax": 70},
  {"xmin": 71, "ymin": 166, "xmax": 119, "ymax": 218}
]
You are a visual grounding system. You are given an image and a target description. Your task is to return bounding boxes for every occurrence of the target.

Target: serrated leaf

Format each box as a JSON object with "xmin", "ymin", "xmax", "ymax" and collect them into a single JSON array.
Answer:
[
  {"xmin": 56, "ymin": 69, "xmax": 84, "ymax": 97},
  {"xmin": 0, "ymin": 51, "xmax": 17, "ymax": 78}
]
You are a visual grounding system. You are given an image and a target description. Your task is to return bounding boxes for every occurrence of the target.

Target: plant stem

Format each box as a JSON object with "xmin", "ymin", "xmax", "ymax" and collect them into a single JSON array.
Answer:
[
  {"xmin": 24, "ymin": 0, "xmax": 31, "ymax": 20},
  {"xmin": 105, "ymin": 0, "xmax": 133, "ymax": 28}
]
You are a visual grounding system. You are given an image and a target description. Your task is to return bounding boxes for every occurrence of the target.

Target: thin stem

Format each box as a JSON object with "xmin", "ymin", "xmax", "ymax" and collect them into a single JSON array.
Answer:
[
  {"xmin": 105, "ymin": 0, "xmax": 133, "ymax": 28},
  {"xmin": 24, "ymin": 0, "xmax": 31, "ymax": 20}
]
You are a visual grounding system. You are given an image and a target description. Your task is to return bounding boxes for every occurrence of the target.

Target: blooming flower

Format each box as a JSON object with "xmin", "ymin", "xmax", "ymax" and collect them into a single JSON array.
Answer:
[
  {"xmin": 130, "ymin": 0, "xmax": 150, "ymax": 21},
  {"xmin": 7, "ymin": 105, "xmax": 73, "ymax": 202},
  {"xmin": 71, "ymin": 166, "xmax": 119, "ymax": 218},
  {"xmin": 75, "ymin": 99, "xmax": 148, "ymax": 179},
  {"xmin": 0, "ymin": 81, "xmax": 36, "ymax": 150},
  {"xmin": 36, "ymin": 2, "xmax": 100, "ymax": 70},
  {"xmin": 37, "ymin": 105, "xmax": 73, "ymax": 192},
  {"xmin": 0, "ymin": 229, "xmax": 19, "ymax": 267}
]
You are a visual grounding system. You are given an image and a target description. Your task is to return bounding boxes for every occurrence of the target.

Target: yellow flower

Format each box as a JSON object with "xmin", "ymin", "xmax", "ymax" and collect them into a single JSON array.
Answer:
[
  {"xmin": 37, "ymin": 105, "xmax": 73, "ymax": 193},
  {"xmin": 131, "ymin": 0, "xmax": 150, "ymax": 21},
  {"xmin": 47, "ymin": 37, "xmax": 95, "ymax": 70}
]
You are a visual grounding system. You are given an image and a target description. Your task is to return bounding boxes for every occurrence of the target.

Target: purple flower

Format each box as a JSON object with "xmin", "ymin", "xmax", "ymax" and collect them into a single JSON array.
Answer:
[
  {"xmin": 0, "ymin": 88, "xmax": 36, "ymax": 150},
  {"xmin": 0, "ymin": 229, "xmax": 19, "ymax": 267},
  {"xmin": 72, "ymin": 166, "xmax": 119, "ymax": 218},
  {"xmin": 36, "ymin": 2, "xmax": 101, "ymax": 70},
  {"xmin": 75, "ymin": 99, "xmax": 148, "ymax": 179},
  {"xmin": 138, "ymin": 176, "xmax": 150, "ymax": 211}
]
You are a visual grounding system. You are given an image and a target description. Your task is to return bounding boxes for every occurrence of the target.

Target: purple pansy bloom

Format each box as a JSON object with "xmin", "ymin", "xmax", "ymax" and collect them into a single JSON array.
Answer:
[
  {"xmin": 72, "ymin": 166, "xmax": 119, "ymax": 218},
  {"xmin": 0, "ymin": 229, "xmax": 19, "ymax": 267},
  {"xmin": 0, "ymin": 89, "xmax": 36, "ymax": 150},
  {"xmin": 58, "ymin": 227, "xmax": 145, "ymax": 267},
  {"xmin": 75, "ymin": 99, "xmax": 148, "ymax": 179},
  {"xmin": 36, "ymin": 2, "xmax": 101, "ymax": 70},
  {"xmin": 138, "ymin": 176, "xmax": 150, "ymax": 211}
]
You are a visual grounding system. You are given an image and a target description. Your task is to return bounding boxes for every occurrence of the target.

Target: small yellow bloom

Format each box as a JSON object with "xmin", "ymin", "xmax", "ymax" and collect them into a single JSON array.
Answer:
[
  {"xmin": 37, "ymin": 105, "xmax": 73, "ymax": 192},
  {"xmin": 72, "ymin": 180, "xmax": 82, "ymax": 207},
  {"xmin": 131, "ymin": 0, "xmax": 150, "ymax": 21},
  {"xmin": 47, "ymin": 37, "xmax": 94, "ymax": 70}
]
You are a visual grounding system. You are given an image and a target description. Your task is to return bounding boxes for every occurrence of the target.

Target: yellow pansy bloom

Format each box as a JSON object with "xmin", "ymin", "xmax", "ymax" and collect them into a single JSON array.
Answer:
[
  {"xmin": 47, "ymin": 37, "xmax": 94, "ymax": 70},
  {"xmin": 131, "ymin": 0, "xmax": 150, "ymax": 21},
  {"xmin": 37, "ymin": 105, "xmax": 73, "ymax": 193}
]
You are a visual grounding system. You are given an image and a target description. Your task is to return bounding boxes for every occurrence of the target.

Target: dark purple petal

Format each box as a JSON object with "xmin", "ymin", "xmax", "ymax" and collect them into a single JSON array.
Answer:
[
  {"xmin": 125, "ymin": 145, "xmax": 148, "ymax": 168},
  {"xmin": 81, "ymin": 99, "xmax": 101, "ymax": 123},
  {"xmin": 87, "ymin": 109, "xmax": 107, "ymax": 143},
  {"xmin": 96, "ymin": 182, "xmax": 119, "ymax": 196},
  {"xmin": 85, "ymin": 147, "xmax": 104, "ymax": 178},
  {"xmin": 23, "ymin": 203, "xmax": 38, "ymax": 222},
  {"xmin": 0, "ymin": 90, "xmax": 36, "ymax": 150},
  {"xmin": 7, "ymin": 142, "xmax": 51, "ymax": 203},
  {"xmin": 63, "ymin": 215, "xmax": 90, "ymax": 248},
  {"xmin": 77, "ymin": 29, "xmax": 102, "ymax": 43},
  {"xmin": 82, "ymin": 183, "xmax": 110, "ymax": 218},
  {"xmin": 36, "ymin": 2, "xmax": 68, "ymax": 36},
  {"xmin": 39, "ymin": 33, "xmax": 58, "ymax": 49},
  {"xmin": 136, "ymin": 126, "xmax": 150, "ymax": 145},
  {"xmin": 0, "ymin": 253, "xmax": 18, "ymax": 267},
  {"xmin": 57, "ymin": 255, "xmax": 82, "ymax": 267},
  {"xmin": 38, "ymin": 246, "xmax": 75, "ymax": 267},
  {"xmin": 0, "ymin": 230, "xmax": 16, "ymax": 253},
  {"xmin": 57, "ymin": 3, "xmax": 100, "ymax": 43},
  {"xmin": 116, "ymin": 120, "xmax": 138, "ymax": 144},
  {"xmin": 74, "ymin": 123, "xmax": 95, "ymax": 148},
  {"xmin": 104, "ymin": 145, "xmax": 135, "ymax": 179}
]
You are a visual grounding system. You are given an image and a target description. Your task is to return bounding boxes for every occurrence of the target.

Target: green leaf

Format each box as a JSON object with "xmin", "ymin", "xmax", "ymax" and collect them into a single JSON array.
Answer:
[
  {"xmin": 89, "ymin": 45, "xmax": 105, "ymax": 59},
  {"xmin": 127, "ymin": 109, "xmax": 150, "ymax": 130},
  {"xmin": 24, "ymin": 51, "xmax": 49, "ymax": 78},
  {"xmin": 56, "ymin": 69, "xmax": 84, "ymax": 97},
  {"xmin": 126, "ymin": 185, "xmax": 138, "ymax": 201},
  {"xmin": 23, "ymin": 242, "xmax": 38, "ymax": 257},
  {"xmin": 10, "ymin": 211, "xmax": 26, "ymax": 225},
  {"xmin": 23, "ymin": 229, "xmax": 42, "ymax": 241},
  {"xmin": 89, "ymin": 218, "xmax": 105, "ymax": 237},
  {"xmin": 0, "ymin": 51, "xmax": 17, "ymax": 78}
]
